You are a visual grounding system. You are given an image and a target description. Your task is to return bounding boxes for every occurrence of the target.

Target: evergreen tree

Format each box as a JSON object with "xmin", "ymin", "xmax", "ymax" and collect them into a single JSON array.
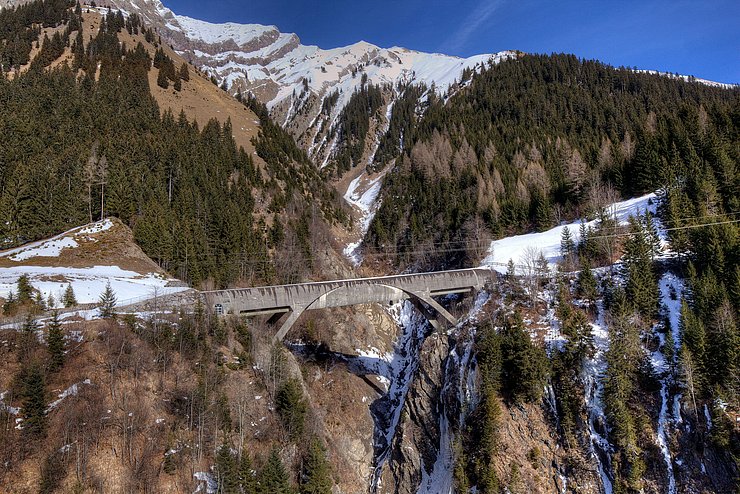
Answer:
[
  {"xmin": 602, "ymin": 291, "xmax": 648, "ymax": 489},
  {"xmin": 622, "ymin": 216, "xmax": 659, "ymax": 319},
  {"xmin": 237, "ymin": 452, "xmax": 257, "ymax": 494},
  {"xmin": 500, "ymin": 312, "xmax": 548, "ymax": 404},
  {"xmin": 46, "ymin": 310, "xmax": 65, "ymax": 372},
  {"xmin": 576, "ymin": 258, "xmax": 598, "ymax": 303},
  {"xmin": 275, "ymin": 378, "xmax": 307, "ymax": 440},
  {"xmin": 731, "ymin": 265, "xmax": 740, "ymax": 313},
  {"xmin": 258, "ymin": 449, "xmax": 293, "ymax": 494},
  {"xmin": 215, "ymin": 442, "xmax": 238, "ymax": 494},
  {"xmin": 679, "ymin": 300, "xmax": 707, "ymax": 394},
  {"xmin": 98, "ymin": 281, "xmax": 117, "ymax": 319},
  {"xmin": 17, "ymin": 274, "xmax": 33, "ymax": 303},
  {"xmin": 3, "ymin": 291, "xmax": 17, "ymax": 316},
  {"xmin": 679, "ymin": 345, "xmax": 700, "ymax": 419},
  {"xmin": 34, "ymin": 291, "xmax": 46, "ymax": 312},
  {"xmin": 560, "ymin": 305, "xmax": 594, "ymax": 362},
  {"xmin": 157, "ymin": 68, "xmax": 169, "ymax": 89},
  {"xmin": 560, "ymin": 226, "xmax": 575, "ymax": 260},
  {"xmin": 18, "ymin": 312, "xmax": 41, "ymax": 355},
  {"xmin": 708, "ymin": 300, "xmax": 738, "ymax": 392},
  {"xmin": 299, "ymin": 438, "xmax": 333, "ymax": 494},
  {"xmin": 642, "ymin": 211, "xmax": 662, "ymax": 258},
  {"xmin": 20, "ymin": 362, "xmax": 46, "ymax": 437},
  {"xmin": 63, "ymin": 283, "xmax": 77, "ymax": 307},
  {"xmin": 506, "ymin": 259, "xmax": 516, "ymax": 278},
  {"xmin": 179, "ymin": 62, "xmax": 190, "ymax": 81}
]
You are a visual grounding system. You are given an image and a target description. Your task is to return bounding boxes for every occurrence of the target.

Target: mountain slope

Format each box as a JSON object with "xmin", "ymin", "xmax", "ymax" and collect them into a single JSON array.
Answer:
[{"xmin": 75, "ymin": 0, "xmax": 515, "ymax": 169}]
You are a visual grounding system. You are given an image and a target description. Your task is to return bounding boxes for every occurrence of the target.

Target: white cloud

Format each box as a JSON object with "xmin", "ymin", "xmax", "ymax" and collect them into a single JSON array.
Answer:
[{"xmin": 442, "ymin": 0, "xmax": 504, "ymax": 53}]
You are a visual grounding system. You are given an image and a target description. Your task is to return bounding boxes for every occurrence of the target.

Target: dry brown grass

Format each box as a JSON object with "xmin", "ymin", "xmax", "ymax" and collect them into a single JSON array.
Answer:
[
  {"xmin": 0, "ymin": 218, "xmax": 163, "ymax": 275},
  {"xmin": 12, "ymin": 9, "xmax": 264, "ymax": 166}
]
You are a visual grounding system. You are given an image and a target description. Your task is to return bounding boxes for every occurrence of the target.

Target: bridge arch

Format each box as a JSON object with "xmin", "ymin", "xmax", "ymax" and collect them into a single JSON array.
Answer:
[{"xmin": 273, "ymin": 282, "xmax": 458, "ymax": 342}]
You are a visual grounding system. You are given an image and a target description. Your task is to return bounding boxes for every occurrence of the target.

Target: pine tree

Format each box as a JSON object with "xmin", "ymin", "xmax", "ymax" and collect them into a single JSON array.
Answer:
[
  {"xmin": 237, "ymin": 452, "xmax": 257, "ymax": 494},
  {"xmin": 157, "ymin": 69, "xmax": 169, "ymax": 89},
  {"xmin": 19, "ymin": 313, "xmax": 40, "ymax": 354},
  {"xmin": 47, "ymin": 311, "xmax": 65, "ymax": 372},
  {"xmin": 300, "ymin": 438, "xmax": 333, "ymax": 494},
  {"xmin": 679, "ymin": 345, "xmax": 700, "ymax": 419},
  {"xmin": 576, "ymin": 258, "xmax": 598, "ymax": 303},
  {"xmin": 99, "ymin": 282, "xmax": 117, "ymax": 319},
  {"xmin": 623, "ymin": 216, "xmax": 659, "ymax": 319},
  {"xmin": 506, "ymin": 259, "xmax": 516, "ymax": 278},
  {"xmin": 34, "ymin": 291, "xmax": 46, "ymax": 312},
  {"xmin": 560, "ymin": 226, "xmax": 575, "ymax": 260},
  {"xmin": 63, "ymin": 284, "xmax": 77, "ymax": 307},
  {"xmin": 642, "ymin": 211, "xmax": 662, "ymax": 259},
  {"xmin": 215, "ymin": 442, "xmax": 238, "ymax": 494},
  {"xmin": 679, "ymin": 300, "xmax": 706, "ymax": 394},
  {"xmin": 475, "ymin": 323, "xmax": 503, "ymax": 466},
  {"xmin": 276, "ymin": 378, "xmax": 307, "ymax": 440},
  {"xmin": 179, "ymin": 62, "xmax": 190, "ymax": 81},
  {"xmin": 174, "ymin": 77, "xmax": 182, "ymax": 91},
  {"xmin": 602, "ymin": 297, "xmax": 645, "ymax": 490},
  {"xmin": 560, "ymin": 306, "xmax": 594, "ymax": 362},
  {"xmin": 258, "ymin": 449, "xmax": 293, "ymax": 494},
  {"xmin": 500, "ymin": 312, "xmax": 548, "ymax": 403},
  {"xmin": 3, "ymin": 291, "xmax": 17, "ymax": 316},
  {"xmin": 21, "ymin": 362, "xmax": 46, "ymax": 437},
  {"xmin": 708, "ymin": 300, "xmax": 738, "ymax": 392},
  {"xmin": 731, "ymin": 265, "xmax": 740, "ymax": 314},
  {"xmin": 17, "ymin": 274, "xmax": 33, "ymax": 303}
]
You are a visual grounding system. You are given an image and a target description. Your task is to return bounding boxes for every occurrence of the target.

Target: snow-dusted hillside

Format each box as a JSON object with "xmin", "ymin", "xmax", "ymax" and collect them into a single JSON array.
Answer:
[
  {"xmin": 482, "ymin": 193, "xmax": 661, "ymax": 272},
  {"xmin": 0, "ymin": 219, "xmax": 188, "ymax": 309}
]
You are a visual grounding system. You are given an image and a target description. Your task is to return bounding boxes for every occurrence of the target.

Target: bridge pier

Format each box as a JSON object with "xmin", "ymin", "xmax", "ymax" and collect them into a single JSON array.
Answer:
[
  {"xmin": 410, "ymin": 299, "xmax": 446, "ymax": 331},
  {"xmin": 273, "ymin": 307, "xmax": 307, "ymax": 342}
]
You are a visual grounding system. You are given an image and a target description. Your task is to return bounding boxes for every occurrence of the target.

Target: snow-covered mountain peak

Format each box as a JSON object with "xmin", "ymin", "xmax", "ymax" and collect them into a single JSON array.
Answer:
[{"xmin": 173, "ymin": 15, "xmax": 281, "ymax": 47}]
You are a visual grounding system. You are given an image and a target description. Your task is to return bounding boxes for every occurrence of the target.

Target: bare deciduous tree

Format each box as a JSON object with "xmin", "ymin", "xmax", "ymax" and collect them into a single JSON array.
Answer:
[{"xmin": 522, "ymin": 246, "xmax": 543, "ymax": 307}]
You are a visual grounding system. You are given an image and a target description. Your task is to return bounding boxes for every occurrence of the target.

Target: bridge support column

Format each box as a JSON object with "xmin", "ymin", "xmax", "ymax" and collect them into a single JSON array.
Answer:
[
  {"xmin": 273, "ymin": 307, "xmax": 306, "ymax": 343},
  {"xmin": 411, "ymin": 299, "xmax": 444, "ymax": 331},
  {"xmin": 412, "ymin": 293, "xmax": 457, "ymax": 329}
]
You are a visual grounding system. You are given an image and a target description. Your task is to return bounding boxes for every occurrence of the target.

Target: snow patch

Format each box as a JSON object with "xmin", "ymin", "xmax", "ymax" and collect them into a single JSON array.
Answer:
[
  {"xmin": 482, "ymin": 193, "xmax": 657, "ymax": 273},
  {"xmin": 0, "ymin": 265, "xmax": 187, "ymax": 308},
  {"xmin": 6, "ymin": 237, "xmax": 79, "ymax": 261},
  {"xmin": 342, "ymin": 172, "xmax": 385, "ymax": 265},
  {"xmin": 77, "ymin": 218, "xmax": 114, "ymax": 235},
  {"xmin": 0, "ymin": 391, "xmax": 19, "ymax": 415},
  {"xmin": 193, "ymin": 471, "xmax": 217, "ymax": 494},
  {"xmin": 47, "ymin": 379, "xmax": 91, "ymax": 410}
]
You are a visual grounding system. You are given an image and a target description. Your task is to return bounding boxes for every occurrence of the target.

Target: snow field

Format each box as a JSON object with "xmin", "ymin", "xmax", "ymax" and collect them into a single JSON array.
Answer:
[
  {"xmin": 482, "ymin": 193, "xmax": 658, "ymax": 273},
  {"xmin": 0, "ymin": 265, "xmax": 187, "ymax": 309},
  {"xmin": 0, "ymin": 219, "xmax": 187, "ymax": 309}
]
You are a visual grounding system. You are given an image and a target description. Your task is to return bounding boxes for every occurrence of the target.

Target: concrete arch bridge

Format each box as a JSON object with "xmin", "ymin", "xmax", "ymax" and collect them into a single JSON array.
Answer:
[{"xmin": 201, "ymin": 268, "xmax": 494, "ymax": 342}]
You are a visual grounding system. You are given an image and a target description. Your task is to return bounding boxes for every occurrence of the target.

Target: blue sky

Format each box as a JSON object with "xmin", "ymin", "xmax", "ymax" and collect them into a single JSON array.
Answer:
[{"xmin": 165, "ymin": 0, "xmax": 739, "ymax": 84}]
